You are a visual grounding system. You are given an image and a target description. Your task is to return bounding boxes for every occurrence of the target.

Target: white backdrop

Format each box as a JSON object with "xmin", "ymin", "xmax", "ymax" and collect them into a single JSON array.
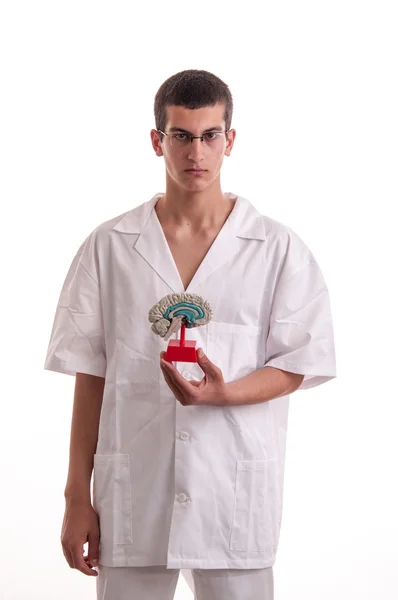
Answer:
[{"xmin": 1, "ymin": 0, "xmax": 397, "ymax": 598}]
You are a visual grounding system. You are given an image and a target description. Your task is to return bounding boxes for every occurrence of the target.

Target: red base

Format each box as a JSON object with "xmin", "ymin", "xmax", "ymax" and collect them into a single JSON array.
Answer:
[{"xmin": 165, "ymin": 339, "xmax": 197, "ymax": 363}]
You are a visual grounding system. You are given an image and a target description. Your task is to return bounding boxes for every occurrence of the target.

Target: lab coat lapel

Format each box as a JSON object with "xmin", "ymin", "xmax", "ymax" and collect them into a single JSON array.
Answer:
[
  {"xmin": 184, "ymin": 195, "xmax": 266, "ymax": 292},
  {"xmin": 111, "ymin": 193, "xmax": 181, "ymax": 293},
  {"xmin": 134, "ymin": 203, "xmax": 184, "ymax": 293},
  {"xmin": 183, "ymin": 215, "xmax": 240, "ymax": 293},
  {"xmin": 133, "ymin": 201, "xmax": 241, "ymax": 294},
  {"xmin": 111, "ymin": 193, "xmax": 266, "ymax": 294}
]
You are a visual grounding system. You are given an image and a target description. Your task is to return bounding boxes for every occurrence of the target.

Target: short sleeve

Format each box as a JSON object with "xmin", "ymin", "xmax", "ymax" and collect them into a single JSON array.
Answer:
[
  {"xmin": 264, "ymin": 250, "xmax": 336, "ymax": 391},
  {"xmin": 44, "ymin": 233, "xmax": 106, "ymax": 378}
]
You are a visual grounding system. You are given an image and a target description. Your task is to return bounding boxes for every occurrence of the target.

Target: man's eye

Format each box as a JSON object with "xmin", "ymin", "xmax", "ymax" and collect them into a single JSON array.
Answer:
[
  {"xmin": 204, "ymin": 132, "xmax": 218, "ymax": 140},
  {"xmin": 174, "ymin": 133, "xmax": 188, "ymax": 141}
]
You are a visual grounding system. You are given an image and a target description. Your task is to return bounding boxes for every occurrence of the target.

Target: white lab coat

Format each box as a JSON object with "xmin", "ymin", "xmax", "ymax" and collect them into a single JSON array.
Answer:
[{"xmin": 44, "ymin": 192, "xmax": 336, "ymax": 569}]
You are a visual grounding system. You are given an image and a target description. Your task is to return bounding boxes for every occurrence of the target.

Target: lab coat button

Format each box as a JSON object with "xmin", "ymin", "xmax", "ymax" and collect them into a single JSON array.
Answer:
[
  {"xmin": 182, "ymin": 370, "xmax": 192, "ymax": 380},
  {"xmin": 180, "ymin": 432, "xmax": 190, "ymax": 441},
  {"xmin": 177, "ymin": 493, "xmax": 188, "ymax": 502}
]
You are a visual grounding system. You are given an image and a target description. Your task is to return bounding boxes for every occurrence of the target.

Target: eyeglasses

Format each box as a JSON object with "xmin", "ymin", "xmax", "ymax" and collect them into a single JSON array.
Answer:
[{"xmin": 157, "ymin": 129, "xmax": 230, "ymax": 149}]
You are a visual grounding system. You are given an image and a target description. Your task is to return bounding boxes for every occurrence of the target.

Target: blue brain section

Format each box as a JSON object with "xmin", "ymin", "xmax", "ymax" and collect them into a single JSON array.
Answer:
[{"xmin": 164, "ymin": 302, "xmax": 205, "ymax": 328}]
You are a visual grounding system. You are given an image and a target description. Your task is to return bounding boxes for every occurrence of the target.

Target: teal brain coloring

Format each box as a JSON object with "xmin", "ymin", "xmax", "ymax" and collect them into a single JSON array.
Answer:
[{"xmin": 164, "ymin": 302, "xmax": 205, "ymax": 328}]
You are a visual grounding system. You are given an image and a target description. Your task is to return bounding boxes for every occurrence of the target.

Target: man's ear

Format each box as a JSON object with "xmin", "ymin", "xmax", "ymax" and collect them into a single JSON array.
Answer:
[
  {"xmin": 224, "ymin": 129, "xmax": 236, "ymax": 157},
  {"xmin": 150, "ymin": 129, "xmax": 164, "ymax": 157}
]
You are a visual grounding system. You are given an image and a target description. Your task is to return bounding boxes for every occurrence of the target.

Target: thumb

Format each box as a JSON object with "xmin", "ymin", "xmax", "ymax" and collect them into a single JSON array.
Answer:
[
  {"xmin": 87, "ymin": 530, "xmax": 100, "ymax": 567},
  {"xmin": 197, "ymin": 348, "xmax": 218, "ymax": 378}
]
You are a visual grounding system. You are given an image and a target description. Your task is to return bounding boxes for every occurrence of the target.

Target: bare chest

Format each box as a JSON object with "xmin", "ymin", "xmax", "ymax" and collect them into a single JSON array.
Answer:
[{"xmin": 163, "ymin": 232, "xmax": 218, "ymax": 291}]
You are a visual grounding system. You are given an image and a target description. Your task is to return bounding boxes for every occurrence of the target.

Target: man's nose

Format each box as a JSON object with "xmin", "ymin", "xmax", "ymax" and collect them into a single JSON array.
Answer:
[{"xmin": 187, "ymin": 137, "xmax": 205, "ymax": 161}]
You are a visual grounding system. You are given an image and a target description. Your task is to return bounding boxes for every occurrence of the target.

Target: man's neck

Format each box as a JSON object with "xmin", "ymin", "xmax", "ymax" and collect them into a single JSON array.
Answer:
[{"xmin": 155, "ymin": 187, "xmax": 235, "ymax": 234}]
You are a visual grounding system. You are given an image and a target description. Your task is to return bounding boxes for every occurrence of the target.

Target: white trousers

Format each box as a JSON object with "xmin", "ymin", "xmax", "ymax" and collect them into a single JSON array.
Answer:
[{"xmin": 96, "ymin": 565, "xmax": 274, "ymax": 600}]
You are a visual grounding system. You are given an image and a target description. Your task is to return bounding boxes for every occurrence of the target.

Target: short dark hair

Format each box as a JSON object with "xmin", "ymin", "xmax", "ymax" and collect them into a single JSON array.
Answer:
[{"xmin": 154, "ymin": 69, "xmax": 233, "ymax": 138}]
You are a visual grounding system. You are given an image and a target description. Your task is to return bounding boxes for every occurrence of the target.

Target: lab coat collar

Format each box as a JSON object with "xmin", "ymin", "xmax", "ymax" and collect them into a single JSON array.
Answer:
[
  {"xmin": 111, "ymin": 192, "xmax": 266, "ymax": 293},
  {"xmin": 111, "ymin": 192, "xmax": 266, "ymax": 240}
]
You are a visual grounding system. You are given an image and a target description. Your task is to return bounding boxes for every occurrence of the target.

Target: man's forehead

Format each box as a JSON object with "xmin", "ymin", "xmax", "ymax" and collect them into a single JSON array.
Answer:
[{"xmin": 165, "ymin": 103, "xmax": 225, "ymax": 130}]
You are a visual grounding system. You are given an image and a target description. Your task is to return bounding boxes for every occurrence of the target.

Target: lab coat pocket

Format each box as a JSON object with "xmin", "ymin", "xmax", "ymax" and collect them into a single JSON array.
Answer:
[
  {"xmin": 230, "ymin": 460, "xmax": 269, "ymax": 552},
  {"xmin": 207, "ymin": 321, "xmax": 261, "ymax": 382},
  {"xmin": 93, "ymin": 454, "xmax": 133, "ymax": 545}
]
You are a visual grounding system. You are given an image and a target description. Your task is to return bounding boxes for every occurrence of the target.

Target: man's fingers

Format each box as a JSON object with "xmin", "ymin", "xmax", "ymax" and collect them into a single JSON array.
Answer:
[
  {"xmin": 161, "ymin": 365, "xmax": 184, "ymax": 401},
  {"xmin": 189, "ymin": 379, "xmax": 203, "ymax": 387},
  {"xmin": 87, "ymin": 530, "xmax": 100, "ymax": 567},
  {"xmin": 62, "ymin": 545, "xmax": 74, "ymax": 569},
  {"xmin": 161, "ymin": 364, "xmax": 187, "ymax": 405},
  {"xmin": 197, "ymin": 349, "xmax": 222, "ymax": 381},
  {"xmin": 70, "ymin": 545, "xmax": 98, "ymax": 576},
  {"xmin": 160, "ymin": 359, "xmax": 199, "ymax": 401}
]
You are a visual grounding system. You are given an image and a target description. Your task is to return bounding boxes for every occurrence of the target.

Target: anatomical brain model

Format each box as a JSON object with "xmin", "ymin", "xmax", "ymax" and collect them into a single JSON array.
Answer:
[{"xmin": 148, "ymin": 293, "xmax": 213, "ymax": 363}]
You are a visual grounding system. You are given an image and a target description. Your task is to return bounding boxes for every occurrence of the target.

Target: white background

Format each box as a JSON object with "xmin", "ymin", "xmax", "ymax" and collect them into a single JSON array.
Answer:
[{"xmin": 1, "ymin": 0, "xmax": 397, "ymax": 598}]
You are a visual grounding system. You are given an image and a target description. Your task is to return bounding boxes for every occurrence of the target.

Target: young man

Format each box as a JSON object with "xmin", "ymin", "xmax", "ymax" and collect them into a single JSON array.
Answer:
[{"xmin": 44, "ymin": 69, "xmax": 336, "ymax": 600}]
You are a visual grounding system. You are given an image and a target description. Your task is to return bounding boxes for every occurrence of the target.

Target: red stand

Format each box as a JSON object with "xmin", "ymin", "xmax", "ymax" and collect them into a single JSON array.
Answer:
[{"xmin": 165, "ymin": 323, "xmax": 197, "ymax": 363}]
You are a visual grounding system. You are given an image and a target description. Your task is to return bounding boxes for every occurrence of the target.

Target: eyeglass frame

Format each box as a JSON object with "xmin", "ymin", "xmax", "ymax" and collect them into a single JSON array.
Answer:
[{"xmin": 157, "ymin": 128, "xmax": 231, "ymax": 145}]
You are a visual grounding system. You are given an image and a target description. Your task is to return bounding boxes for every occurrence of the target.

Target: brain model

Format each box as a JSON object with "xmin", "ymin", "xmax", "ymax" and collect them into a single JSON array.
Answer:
[{"xmin": 148, "ymin": 293, "xmax": 213, "ymax": 341}]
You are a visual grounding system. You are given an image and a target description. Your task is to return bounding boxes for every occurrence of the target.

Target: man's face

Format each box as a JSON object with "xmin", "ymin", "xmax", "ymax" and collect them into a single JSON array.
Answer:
[{"xmin": 151, "ymin": 103, "xmax": 236, "ymax": 193}]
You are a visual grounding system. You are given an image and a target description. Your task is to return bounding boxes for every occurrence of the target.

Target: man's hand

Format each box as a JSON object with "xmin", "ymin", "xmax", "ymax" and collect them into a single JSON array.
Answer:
[
  {"xmin": 61, "ymin": 500, "xmax": 100, "ymax": 576},
  {"xmin": 160, "ymin": 348, "xmax": 231, "ymax": 406}
]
